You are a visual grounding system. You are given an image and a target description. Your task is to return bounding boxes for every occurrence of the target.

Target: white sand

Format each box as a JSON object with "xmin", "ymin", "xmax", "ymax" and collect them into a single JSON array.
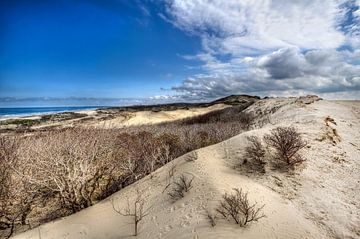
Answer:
[{"xmin": 13, "ymin": 98, "xmax": 360, "ymax": 239}]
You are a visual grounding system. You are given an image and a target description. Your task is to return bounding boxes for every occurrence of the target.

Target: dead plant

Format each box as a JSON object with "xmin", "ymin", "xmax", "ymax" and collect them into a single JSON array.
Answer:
[
  {"xmin": 264, "ymin": 127, "xmax": 307, "ymax": 165},
  {"xmin": 216, "ymin": 188, "xmax": 265, "ymax": 226},
  {"xmin": 168, "ymin": 174, "xmax": 194, "ymax": 201}
]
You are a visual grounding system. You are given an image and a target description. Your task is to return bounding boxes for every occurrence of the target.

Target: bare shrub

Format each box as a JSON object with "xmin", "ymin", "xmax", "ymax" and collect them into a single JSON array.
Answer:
[
  {"xmin": 15, "ymin": 128, "xmax": 117, "ymax": 213},
  {"xmin": 162, "ymin": 163, "xmax": 177, "ymax": 193},
  {"xmin": 0, "ymin": 137, "xmax": 40, "ymax": 238},
  {"xmin": 185, "ymin": 151, "xmax": 198, "ymax": 162},
  {"xmin": 111, "ymin": 188, "xmax": 152, "ymax": 236},
  {"xmin": 168, "ymin": 174, "xmax": 194, "ymax": 201},
  {"xmin": 180, "ymin": 105, "xmax": 253, "ymax": 127},
  {"xmin": 0, "ymin": 137, "xmax": 18, "ymax": 238},
  {"xmin": 243, "ymin": 136, "xmax": 266, "ymax": 172},
  {"xmin": 264, "ymin": 127, "xmax": 307, "ymax": 165},
  {"xmin": 216, "ymin": 188, "xmax": 265, "ymax": 226},
  {"xmin": 205, "ymin": 209, "xmax": 217, "ymax": 227},
  {"xmin": 116, "ymin": 131, "xmax": 183, "ymax": 186}
]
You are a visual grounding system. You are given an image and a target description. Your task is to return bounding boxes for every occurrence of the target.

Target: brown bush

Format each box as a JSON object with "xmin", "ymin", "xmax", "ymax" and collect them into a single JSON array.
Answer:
[
  {"xmin": 180, "ymin": 105, "xmax": 253, "ymax": 127},
  {"xmin": 0, "ymin": 137, "xmax": 40, "ymax": 238},
  {"xmin": 216, "ymin": 188, "xmax": 265, "ymax": 226},
  {"xmin": 243, "ymin": 136, "xmax": 266, "ymax": 172},
  {"xmin": 168, "ymin": 174, "xmax": 194, "ymax": 201},
  {"xmin": 264, "ymin": 127, "xmax": 307, "ymax": 165},
  {"xmin": 14, "ymin": 128, "xmax": 118, "ymax": 213}
]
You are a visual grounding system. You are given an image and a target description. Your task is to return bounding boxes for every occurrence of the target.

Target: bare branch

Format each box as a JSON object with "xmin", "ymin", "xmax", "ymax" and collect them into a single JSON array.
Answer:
[
  {"xmin": 111, "ymin": 188, "xmax": 152, "ymax": 236},
  {"xmin": 216, "ymin": 188, "xmax": 265, "ymax": 227}
]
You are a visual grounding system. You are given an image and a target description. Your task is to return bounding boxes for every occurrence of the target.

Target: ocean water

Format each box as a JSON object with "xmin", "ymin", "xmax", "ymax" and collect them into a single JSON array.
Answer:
[{"xmin": 0, "ymin": 106, "xmax": 105, "ymax": 118}]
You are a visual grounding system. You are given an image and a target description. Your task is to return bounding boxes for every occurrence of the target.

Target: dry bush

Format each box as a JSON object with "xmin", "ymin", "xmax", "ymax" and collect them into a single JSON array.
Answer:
[
  {"xmin": 162, "ymin": 163, "xmax": 177, "ymax": 193},
  {"xmin": 0, "ymin": 137, "xmax": 40, "ymax": 238},
  {"xmin": 111, "ymin": 188, "xmax": 151, "ymax": 236},
  {"xmin": 184, "ymin": 151, "xmax": 198, "ymax": 162},
  {"xmin": 0, "ymin": 137, "xmax": 18, "ymax": 237},
  {"xmin": 14, "ymin": 128, "xmax": 118, "ymax": 213},
  {"xmin": 243, "ymin": 136, "xmax": 266, "ymax": 172},
  {"xmin": 168, "ymin": 174, "xmax": 194, "ymax": 201},
  {"xmin": 180, "ymin": 105, "xmax": 253, "ymax": 126},
  {"xmin": 264, "ymin": 127, "xmax": 307, "ymax": 165},
  {"xmin": 115, "ymin": 131, "xmax": 184, "ymax": 187},
  {"xmin": 216, "ymin": 188, "xmax": 265, "ymax": 226},
  {"xmin": 205, "ymin": 209, "xmax": 217, "ymax": 227}
]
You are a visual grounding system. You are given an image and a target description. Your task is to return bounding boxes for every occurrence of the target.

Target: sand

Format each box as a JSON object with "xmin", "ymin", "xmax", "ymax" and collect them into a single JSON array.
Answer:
[
  {"xmin": 12, "ymin": 98, "xmax": 360, "ymax": 239},
  {"xmin": 88, "ymin": 103, "xmax": 230, "ymax": 128}
]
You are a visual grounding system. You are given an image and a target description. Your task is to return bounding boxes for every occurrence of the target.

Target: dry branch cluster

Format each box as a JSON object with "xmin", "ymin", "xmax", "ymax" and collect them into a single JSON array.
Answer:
[
  {"xmin": 264, "ymin": 127, "xmax": 307, "ymax": 165},
  {"xmin": 243, "ymin": 136, "xmax": 266, "ymax": 171},
  {"xmin": 168, "ymin": 174, "xmax": 194, "ymax": 201},
  {"xmin": 217, "ymin": 188, "xmax": 265, "ymax": 226},
  {"xmin": 243, "ymin": 127, "xmax": 307, "ymax": 171},
  {"xmin": 112, "ymin": 189, "xmax": 151, "ymax": 236},
  {"xmin": 0, "ymin": 107, "xmax": 254, "ymax": 237}
]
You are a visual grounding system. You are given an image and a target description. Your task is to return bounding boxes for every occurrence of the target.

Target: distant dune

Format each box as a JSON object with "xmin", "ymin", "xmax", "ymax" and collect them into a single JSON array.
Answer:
[
  {"xmin": 11, "ymin": 96, "xmax": 360, "ymax": 239},
  {"xmin": 0, "ymin": 95, "xmax": 258, "ymax": 132}
]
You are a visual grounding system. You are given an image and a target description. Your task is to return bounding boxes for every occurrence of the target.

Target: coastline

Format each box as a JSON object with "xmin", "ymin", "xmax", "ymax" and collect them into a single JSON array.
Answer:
[{"xmin": 0, "ymin": 106, "xmax": 102, "ymax": 121}]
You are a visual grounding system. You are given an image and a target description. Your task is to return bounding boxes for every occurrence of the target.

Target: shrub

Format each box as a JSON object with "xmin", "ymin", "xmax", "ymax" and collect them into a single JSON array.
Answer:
[
  {"xmin": 168, "ymin": 174, "xmax": 194, "ymax": 201},
  {"xmin": 205, "ymin": 209, "xmax": 217, "ymax": 227},
  {"xmin": 111, "ymin": 188, "xmax": 151, "ymax": 236},
  {"xmin": 264, "ymin": 127, "xmax": 307, "ymax": 165},
  {"xmin": 243, "ymin": 136, "xmax": 266, "ymax": 171},
  {"xmin": 180, "ymin": 106, "xmax": 253, "ymax": 128},
  {"xmin": 216, "ymin": 188, "xmax": 265, "ymax": 226},
  {"xmin": 15, "ymin": 128, "xmax": 118, "ymax": 213},
  {"xmin": 0, "ymin": 137, "xmax": 39, "ymax": 239}
]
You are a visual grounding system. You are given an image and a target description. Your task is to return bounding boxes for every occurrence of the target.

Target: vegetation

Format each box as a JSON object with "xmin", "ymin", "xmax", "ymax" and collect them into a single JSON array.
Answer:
[
  {"xmin": 264, "ymin": 126, "xmax": 307, "ymax": 165},
  {"xmin": 205, "ymin": 209, "xmax": 217, "ymax": 227},
  {"xmin": 0, "ymin": 119, "xmax": 40, "ymax": 127},
  {"xmin": 0, "ymin": 106, "xmax": 253, "ymax": 237},
  {"xmin": 168, "ymin": 174, "xmax": 194, "ymax": 201},
  {"xmin": 111, "ymin": 188, "xmax": 151, "ymax": 236},
  {"xmin": 216, "ymin": 188, "xmax": 265, "ymax": 226},
  {"xmin": 243, "ymin": 136, "xmax": 266, "ymax": 171}
]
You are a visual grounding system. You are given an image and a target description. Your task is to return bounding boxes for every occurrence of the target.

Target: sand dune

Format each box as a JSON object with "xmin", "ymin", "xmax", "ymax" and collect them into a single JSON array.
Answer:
[
  {"xmin": 89, "ymin": 103, "xmax": 230, "ymax": 128},
  {"xmin": 13, "ymin": 98, "xmax": 360, "ymax": 239}
]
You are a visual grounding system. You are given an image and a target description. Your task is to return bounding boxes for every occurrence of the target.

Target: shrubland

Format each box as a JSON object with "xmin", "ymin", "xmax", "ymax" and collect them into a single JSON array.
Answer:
[{"xmin": 0, "ymin": 105, "xmax": 253, "ymax": 238}]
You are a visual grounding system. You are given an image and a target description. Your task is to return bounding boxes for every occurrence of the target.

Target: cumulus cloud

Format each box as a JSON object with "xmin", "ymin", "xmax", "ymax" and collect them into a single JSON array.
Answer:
[
  {"xmin": 172, "ymin": 48, "xmax": 360, "ymax": 99},
  {"xmin": 162, "ymin": 0, "xmax": 360, "ymax": 99},
  {"xmin": 165, "ymin": 0, "xmax": 348, "ymax": 53}
]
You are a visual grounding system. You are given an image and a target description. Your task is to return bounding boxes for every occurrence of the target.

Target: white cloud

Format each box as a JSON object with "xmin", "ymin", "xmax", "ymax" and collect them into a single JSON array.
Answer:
[
  {"xmin": 162, "ymin": 0, "xmax": 360, "ymax": 99},
  {"xmin": 165, "ymin": 0, "xmax": 347, "ymax": 54},
  {"xmin": 172, "ymin": 48, "xmax": 360, "ymax": 99}
]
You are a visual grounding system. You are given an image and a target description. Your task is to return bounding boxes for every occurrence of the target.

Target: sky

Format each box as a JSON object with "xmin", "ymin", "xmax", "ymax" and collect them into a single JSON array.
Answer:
[{"xmin": 0, "ymin": 0, "xmax": 359, "ymax": 106}]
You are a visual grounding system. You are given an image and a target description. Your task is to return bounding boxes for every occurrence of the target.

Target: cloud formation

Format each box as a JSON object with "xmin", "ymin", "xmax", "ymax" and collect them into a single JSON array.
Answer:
[{"xmin": 163, "ymin": 0, "xmax": 360, "ymax": 99}]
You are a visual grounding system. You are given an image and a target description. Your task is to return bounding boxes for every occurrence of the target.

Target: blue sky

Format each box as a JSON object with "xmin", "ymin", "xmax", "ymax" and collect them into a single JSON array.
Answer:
[
  {"xmin": 1, "ymin": 0, "xmax": 359, "ymax": 106},
  {"xmin": 0, "ymin": 0, "xmax": 202, "ymax": 104}
]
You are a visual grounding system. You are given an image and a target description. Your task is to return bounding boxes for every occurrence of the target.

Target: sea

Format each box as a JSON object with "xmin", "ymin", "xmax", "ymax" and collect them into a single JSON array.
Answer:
[{"xmin": 0, "ymin": 106, "xmax": 106, "ymax": 119}]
